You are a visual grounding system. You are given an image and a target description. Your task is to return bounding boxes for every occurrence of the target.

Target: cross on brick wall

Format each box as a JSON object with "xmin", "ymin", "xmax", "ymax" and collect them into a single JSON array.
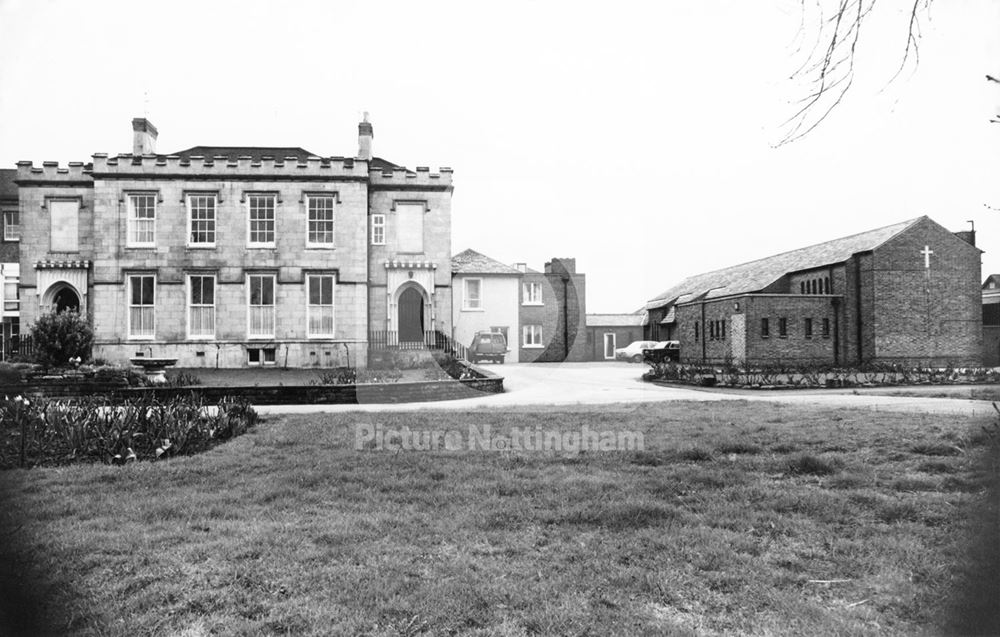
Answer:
[{"xmin": 920, "ymin": 245, "xmax": 934, "ymax": 269}]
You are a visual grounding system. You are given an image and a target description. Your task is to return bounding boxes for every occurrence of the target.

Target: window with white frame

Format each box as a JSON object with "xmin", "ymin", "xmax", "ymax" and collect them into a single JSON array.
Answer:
[
  {"xmin": 247, "ymin": 194, "xmax": 276, "ymax": 247},
  {"xmin": 463, "ymin": 278, "xmax": 482, "ymax": 310},
  {"xmin": 127, "ymin": 194, "xmax": 156, "ymax": 247},
  {"xmin": 3, "ymin": 281, "xmax": 18, "ymax": 312},
  {"xmin": 371, "ymin": 214, "xmax": 385, "ymax": 245},
  {"xmin": 127, "ymin": 274, "xmax": 155, "ymax": 338},
  {"xmin": 307, "ymin": 274, "xmax": 335, "ymax": 337},
  {"xmin": 188, "ymin": 275, "xmax": 216, "ymax": 338},
  {"xmin": 523, "ymin": 281, "xmax": 542, "ymax": 305},
  {"xmin": 248, "ymin": 274, "xmax": 276, "ymax": 338},
  {"xmin": 188, "ymin": 194, "xmax": 216, "ymax": 246},
  {"xmin": 307, "ymin": 195, "xmax": 335, "ymax": 246},
  {"xmin": 523, "ymin": 324, "xmax": 543, "ymax": 347},
  {"xmin": 3, "ymin": 210, "xmax": 19, "ymax": 241}
]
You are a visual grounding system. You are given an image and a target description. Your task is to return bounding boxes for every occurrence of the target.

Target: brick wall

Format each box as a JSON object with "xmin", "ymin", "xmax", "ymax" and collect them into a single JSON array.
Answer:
[
  {"xmin": 584, "ymin": 326, "xmax": 643, "ymax": 360},
  {"xmin": 518, "ymin": 260, "xmax": 587, "ymax": 362},
  {"xmin": 870, "ymin": 218, "xmax": 982, "ymax": 366}
]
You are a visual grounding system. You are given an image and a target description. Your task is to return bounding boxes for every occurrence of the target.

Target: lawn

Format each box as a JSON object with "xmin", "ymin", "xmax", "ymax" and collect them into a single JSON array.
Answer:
[{"xmin": 0, "ymin": 401, "xmax": 997, "ymax": 636}]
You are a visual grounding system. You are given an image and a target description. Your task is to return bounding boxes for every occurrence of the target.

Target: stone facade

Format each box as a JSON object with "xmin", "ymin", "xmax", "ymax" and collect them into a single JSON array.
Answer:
[
  {"xmin": 652, "ymin": 216, "xmax": 982, "ymax": 367},
  {"xmin": 14, "ymin": 118, "xmax": 453, "ymax": 368}
]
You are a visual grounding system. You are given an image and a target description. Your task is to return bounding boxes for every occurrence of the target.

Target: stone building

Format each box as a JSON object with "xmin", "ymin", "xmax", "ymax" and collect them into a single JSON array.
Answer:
[
  {"xmin": 14, "ymin": 116, "xmax": 452, "ymax": 368},
  {"xmin": 0, "ymin": 168, "xmax": 19, "ymax": 359},
  {"xmin": 644, "ymin": 216, "xmax": 982, "ymax": 367}
]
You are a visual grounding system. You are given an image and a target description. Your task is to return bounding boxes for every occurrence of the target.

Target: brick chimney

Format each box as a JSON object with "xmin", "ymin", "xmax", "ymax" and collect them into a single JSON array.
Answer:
[
  {"xmin": 358, "ymin": 112, "xmax": 373, "ymax": 160},
  {"xmin": 954, "ymin": 230, "xmax": 976, "ymax": 247},
  {"xmin": 544, "ymin": 258, "xmax": 577, "ymax": 275},
  {"xmin": 132, "ymin": 118, "xmax": 158, "ymax": 155}
]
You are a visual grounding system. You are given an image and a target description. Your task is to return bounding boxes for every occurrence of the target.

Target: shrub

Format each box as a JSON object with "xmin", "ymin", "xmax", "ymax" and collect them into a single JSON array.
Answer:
[
  {"xmin": 30, "ymin": 310, "xmax": 94, "ymax": 366},
  {"xmin": 164, "ymin": 371, "xmax": 203, "ymax": 387}
]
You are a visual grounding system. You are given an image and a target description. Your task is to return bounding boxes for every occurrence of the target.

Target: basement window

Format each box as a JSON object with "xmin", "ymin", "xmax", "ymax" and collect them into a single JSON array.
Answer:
[{"xmin": 248, "ymin": 347, "xmax": 276, "ymax": 366}]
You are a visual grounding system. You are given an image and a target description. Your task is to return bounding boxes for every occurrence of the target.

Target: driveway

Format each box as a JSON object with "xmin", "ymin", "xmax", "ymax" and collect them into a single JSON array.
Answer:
[{"xmin": 257, "ymin": 361, "xmax": 999, "ymax": 416}]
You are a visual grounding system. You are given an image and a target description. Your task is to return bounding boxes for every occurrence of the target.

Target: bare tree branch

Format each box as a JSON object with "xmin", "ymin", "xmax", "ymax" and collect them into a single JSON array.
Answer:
[{"xmin": 777, "ymin": 0, "xmax": 931, "ymax": 146}]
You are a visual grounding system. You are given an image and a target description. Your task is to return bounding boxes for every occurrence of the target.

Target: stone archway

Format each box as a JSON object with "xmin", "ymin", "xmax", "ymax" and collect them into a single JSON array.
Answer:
[{"xmin": 41, "ymin": 282, "xmax": 83, "ymax": 315}]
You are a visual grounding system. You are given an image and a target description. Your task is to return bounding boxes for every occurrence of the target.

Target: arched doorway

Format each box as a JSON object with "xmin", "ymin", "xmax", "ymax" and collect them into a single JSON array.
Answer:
[
  {"xmin": 54, "ymin": 287, "xmax": 80, "ymax": 314},
  {"xmin": 398, "ymin": 287, "xmax": 425, "ymax": 343}
]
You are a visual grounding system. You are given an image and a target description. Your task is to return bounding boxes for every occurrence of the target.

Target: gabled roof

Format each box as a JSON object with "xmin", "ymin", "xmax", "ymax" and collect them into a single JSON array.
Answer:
[
  {"xmin": 586, "ymin": 313, "xmax": 645, "ymax": 327},
  {"xmin": 984, "ymin": 274, "xmax": 1000, "ymax": 290},
  {"xmin": 170, "ymin": 146, "xmax": 318, "ymax": 161},
  {"xmin": 452, "ymin": 249, "xmax": 523, "ymax": 275},
  {"xmin": 0, "ymin": 169, "xmax": 16, "ymax": 201},
  {"xmin": 645, "ymin": 217, "xmax": 923, "ymax": 310}
]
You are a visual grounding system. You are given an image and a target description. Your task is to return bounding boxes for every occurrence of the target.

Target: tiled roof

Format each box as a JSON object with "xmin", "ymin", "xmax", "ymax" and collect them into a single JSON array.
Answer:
[
  {"xmin": 0, "ymin": 169, "xmax": 16, "ymax": 201},
  {"xmin": 169, "ymin": 146, "xmax": 318, "ymax": 161},
  {"xmin": 451, "ymin": 249, "xmax": 523, "ymax": 275},
  {"xmin": 586, "ymin": 313, "xmax": 645, "ymax": 327},
  {"xmin": 983, "ymin": 274, "xmax": 1000, "ymax": 289},
  {"xmin": 645, "ymin": 217, "xmax": 923, "ymax": 310}
]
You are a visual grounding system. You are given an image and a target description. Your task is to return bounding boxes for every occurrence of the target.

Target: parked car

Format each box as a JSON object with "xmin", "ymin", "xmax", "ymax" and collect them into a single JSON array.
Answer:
[
  {"xmin": 643, "ymin": 340, "xmax": 680, "ymax": 364},
  {"xmin": 469, "ymin": 331, "xmax": 509, "ymax": 364},
  {"xmin": 615, "ymin": 340, "xmax": 658, "ymax": 363}
]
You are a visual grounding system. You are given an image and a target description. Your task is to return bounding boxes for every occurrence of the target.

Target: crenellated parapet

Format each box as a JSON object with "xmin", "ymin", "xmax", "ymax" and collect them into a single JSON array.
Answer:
[
  {"xmin": 16, "ymin": 160, "xmax": 93, "ymax": 184},
  {"xmin": 369, "ymin": 166, "xmax": 453, "ymax": 190},
  {"xmin": 89, "ymin": 153, "xmax": 367, "ymax": 180}
]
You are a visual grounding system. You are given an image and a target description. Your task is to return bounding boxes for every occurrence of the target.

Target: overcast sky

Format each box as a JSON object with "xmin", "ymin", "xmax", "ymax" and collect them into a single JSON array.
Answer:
[{"xmin": 1, "ymin": 0, "xmax": 997, "ymax": 313}]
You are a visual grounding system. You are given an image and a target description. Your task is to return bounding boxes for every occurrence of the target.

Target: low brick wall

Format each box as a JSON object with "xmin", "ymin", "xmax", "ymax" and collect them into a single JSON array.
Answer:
[{"xmin": 0, "ymin": 366, "xmax": 504, "ymax": 405}]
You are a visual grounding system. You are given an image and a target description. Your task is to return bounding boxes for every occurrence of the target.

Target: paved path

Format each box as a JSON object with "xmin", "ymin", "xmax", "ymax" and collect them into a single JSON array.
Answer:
[{"xmin": 256, "ymin": 362, "xmax": 999, "ymax": 416}]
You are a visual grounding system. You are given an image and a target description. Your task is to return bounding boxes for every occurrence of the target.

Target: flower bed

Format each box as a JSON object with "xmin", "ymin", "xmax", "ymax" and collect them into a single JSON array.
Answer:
[
  {"xmin": 0, "ymin": 393, "xmax": 258, "ymax": 469},
  {"xmin": 644, "ymin": 361, "xmax": 1000, "ymax": 389}
]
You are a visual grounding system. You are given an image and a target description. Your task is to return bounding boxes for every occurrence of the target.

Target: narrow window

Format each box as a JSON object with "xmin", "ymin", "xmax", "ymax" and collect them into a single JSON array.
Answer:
[
  {"xmin": 778, "ymin": 317, "xmax": 788, "ymax": 337},
  {"xmin": 3, "ymin": 210, "xmax": 20, "ymax": 241},
  {"xmin": 188, "ymin": 275, "xmax": 216, "ymax": 338},
  {"xmin": 307, "ymin": 195, "xmax": 335, "ymax": 246},
  {"xmin": 188, "ymin": 195, "xmax": 216, "ymax": 246},
  {"xmin": 127, "ymin": 194, "xmax": 156, "ymax": 247},
  {"xmin": 248, "ymin": 274, "xmax": 276, "ymax": 338},
  {"xmin": 247, "ymin": 195, "xmax": 276, "ymax": 247},
  {"xmin": 822, "ymin": 317, "xmax": 831, "ymax": 337},
  {"xmin": 128, "ymin": 274, "xmax": 155, "ymax": 338},
  {"xmin": 804, "ymin": 318, "xmax": 813, "ymax": 338},
  {"xmin": 721, "ymin": 319, "xmax": 726, "ymax": 340},
  {"xmin": 800, "ymin": 281, "xmax": 805, "ymax": 294},
  {"xmin": 694, "ymin": 322, "xmax": 699, "ymax": 341},
  {"xmin": 307, "ymin": 274, "xmax": 335, "ymax": 337},
  {"xmin": 371, "ymin": 214, "xmax": 385, "ymax": 245},
  {"xmin": 824, "ymin": 277, "xmax": 831, "ymax": 294},
  {"xmin": 761, "ymin": 317, "xmax": 769, "ymax": 338},
  {"xmin": 464, "ymin": 278, "xmax": 482, "ymax": 310}
]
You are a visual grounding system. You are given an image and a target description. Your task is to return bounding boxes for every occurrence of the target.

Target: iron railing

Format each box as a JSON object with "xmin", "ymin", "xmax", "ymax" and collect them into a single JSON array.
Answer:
[{"xmin": 368, "ymin": 330, "xmax": 468, "ymax": 361}]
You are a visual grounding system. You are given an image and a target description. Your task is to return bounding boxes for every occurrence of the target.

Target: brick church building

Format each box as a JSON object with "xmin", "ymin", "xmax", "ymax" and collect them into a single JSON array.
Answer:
[
  {"xmin": 13, "ymin": 116, "xmax": 453, "ymax": 368},
  {"xmin": 644, "ymin": 216, "xmax": 982, "ymax": 367}
]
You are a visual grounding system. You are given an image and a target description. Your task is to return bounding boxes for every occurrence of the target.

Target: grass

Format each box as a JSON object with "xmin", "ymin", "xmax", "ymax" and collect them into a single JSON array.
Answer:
[{"xmin": 0, "ymin": 401, "xmax": 997, "ymax": 636}]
